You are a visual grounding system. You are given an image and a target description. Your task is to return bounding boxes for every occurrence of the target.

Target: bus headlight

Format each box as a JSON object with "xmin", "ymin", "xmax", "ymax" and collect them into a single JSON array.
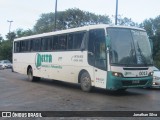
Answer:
[{"xmin": 112, "ymin": 72, "xmax": 123, "ymax": 77}]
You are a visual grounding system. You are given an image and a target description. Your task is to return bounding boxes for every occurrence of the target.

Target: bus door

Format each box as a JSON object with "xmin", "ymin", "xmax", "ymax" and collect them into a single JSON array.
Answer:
[{"xmin": 88, "ymin": 29, "xmax": 107, "ymax": 89}]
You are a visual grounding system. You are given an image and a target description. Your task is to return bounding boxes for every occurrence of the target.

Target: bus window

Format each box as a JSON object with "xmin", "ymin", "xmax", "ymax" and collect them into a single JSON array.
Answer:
[
  {"xmin": 88, "ymin": 30, "xmax": 96, "ymax": 66},
  {"xmin": 67, "ymin": 34, "xmax": 74, "ymax": 50},
  {"xmin": 73, "ymin": 32, "xmax": 86, "ymax": 50},
  {"xmin": 25, "ymin": 40, "xmax": 30, "ymax": 52},
  {"xmin": 32, "ymin": 38, "xmax": 41, "ymax": 51},
  {"xmin": 42, "ymin": 38, "xmax": 47, "ymax": 51},
  {"xmin": 14, "ymin": 41, "xmax": 20, "ymax": 53},
  {"xmin": 59, "ymin": 35, "xmax": 67, "ymax": 50},
  {"xmin": 52, "ymin": 36, "xmax": 59, "ymax": 50},
  {"xmin": 30, "ymin": 39, "xmax": 33, "ymax": 51},
  {"xmin": 21, "ymin": 41, "xmax": 29, "ymax": 52},
  {"xmin": 48, "ymin": 37, "xmax": 52, "ymax": 51},
  {"xmin": 42, "ymin": 37, "xmax": 52, "ymax": 51}
]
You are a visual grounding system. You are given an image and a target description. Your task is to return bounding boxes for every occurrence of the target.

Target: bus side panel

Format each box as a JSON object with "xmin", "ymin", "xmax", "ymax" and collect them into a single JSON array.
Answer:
[
  {"xmin": 13, "ymin": 53, "xmax": 33, "ymax": 75},
  {"xmin": 13, "ymin": 51, "xmax": 95, "ymax": 85},
  {"xmin": 94, "ymin": 68, "xmax": 107, "ymax": 89}
]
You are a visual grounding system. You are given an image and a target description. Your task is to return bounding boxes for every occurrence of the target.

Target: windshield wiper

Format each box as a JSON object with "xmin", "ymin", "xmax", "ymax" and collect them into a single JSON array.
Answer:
[
  {"xmin": 125, "ymin": 43, "xmax": 136, "ymax": 67},
  {"xmin": 137, "ymin": 42, "xmax": 148, "ymax": 66}
]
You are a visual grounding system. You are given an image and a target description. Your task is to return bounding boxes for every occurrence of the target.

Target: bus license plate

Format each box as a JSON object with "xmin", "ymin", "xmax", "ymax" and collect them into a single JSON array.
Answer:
[{"xmin": 132, "ymin": 80, "xmax": 140, "ymax": 84}]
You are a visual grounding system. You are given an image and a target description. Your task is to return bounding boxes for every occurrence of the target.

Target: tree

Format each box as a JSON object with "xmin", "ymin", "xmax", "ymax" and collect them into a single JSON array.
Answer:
[
  {"xmin": 0, "ymin": 34, "xmax": 3, "ymax": 41},
  {"xmin": 0, "ymin": 34, "xmax": 3, "ymax": 44},
  {"xmin": 0, "ymin": 40, "xmax": 12, "ymax": 61},
  {"xmin": 33, "ymin": 8, "xmax": 111, "ymax": 34},
  {"xmin": 141, "ymin": 15, "xmax": 160, "ymax": 68},
  {"xmin": 16, "ymin": 29, "xmax": 34, "ymax": 38},
  {"xmin": 33, "ymin": 12, "xmax": 54, "ymax": 34},
  {"xmin": 117, "ymin": 15, "xmax": 138, "ymax": 26},
  {"xmin": 139, "ymin": 18, "xmax": 154, "ymax": 37},
  {"xmin": 6, "ymin": 32, "xmax": 16, "ymax": 41}
]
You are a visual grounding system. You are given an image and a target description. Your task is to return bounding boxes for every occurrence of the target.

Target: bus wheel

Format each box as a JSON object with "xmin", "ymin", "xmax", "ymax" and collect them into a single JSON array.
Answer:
[
  {"xmin": 116, "ymin": 88, "xmax": 127, "ymax": 92},
  {"xmin": 27, "ymin": 68, "xmax": 40, "ymax": 82},
  {"xmin": 80, "ymin": 72, "xmax": 92, "ymax": 92},
  {"xmin": 28, "ymin": 68, "xmax": 34, "ymax": 81}
]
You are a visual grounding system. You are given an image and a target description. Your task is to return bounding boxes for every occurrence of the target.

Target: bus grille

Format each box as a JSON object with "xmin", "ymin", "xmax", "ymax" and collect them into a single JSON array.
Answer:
[{"xmin": 122, "ymin": 80, "xmax": 148, "ymax": 86}]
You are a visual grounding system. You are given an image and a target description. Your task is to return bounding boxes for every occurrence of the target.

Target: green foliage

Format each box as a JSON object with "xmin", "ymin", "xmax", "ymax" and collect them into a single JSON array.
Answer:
[
  {"xmin": 0, "ymin": 40, "xmax": 12, "ymax": 61},
  {"xmin": 117, "ymin": 16, "xmax": 138, "ymax": 26},
  {"xmin": 33, "ymin": 8, "xmax": 111, "ymax": 34},
  {"xmin": 33, "ymin": 12, "xmax": 54, "ymax": 34},
  {"xmin": 141, "ymin": 15, "xmax": 160, "ymax": 68},
  {"xmin": 140, "ymin": 19, "xmax": 154, "ymax": 36},
  {"xmin": 5, "ymin": 32, "xmax": 16, "ymax": 41},
  {"xmin": 15, "ymin": 29, "xmax": 34, "ymax": 38},
  {"xmin": 0, "ymin": 34, "xmax": 3, "ymax": 42}
]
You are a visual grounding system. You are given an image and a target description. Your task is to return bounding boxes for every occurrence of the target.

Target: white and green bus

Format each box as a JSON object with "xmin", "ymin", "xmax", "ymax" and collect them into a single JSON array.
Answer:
[{"xmin": 13, "ymin": 24, "xmax": 153, "ymax": 92}]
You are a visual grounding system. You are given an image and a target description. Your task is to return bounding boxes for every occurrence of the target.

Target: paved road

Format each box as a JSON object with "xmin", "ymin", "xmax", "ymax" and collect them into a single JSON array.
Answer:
[{"xmin": 0, "ymin": 69, "xmax": 160, "ymax": 119}]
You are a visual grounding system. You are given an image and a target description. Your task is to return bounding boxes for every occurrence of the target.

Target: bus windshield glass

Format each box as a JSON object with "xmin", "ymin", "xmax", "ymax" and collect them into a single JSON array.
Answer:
[{"xmin": 107, "ymin": 28, "xmax": 153, "ymax": 66}]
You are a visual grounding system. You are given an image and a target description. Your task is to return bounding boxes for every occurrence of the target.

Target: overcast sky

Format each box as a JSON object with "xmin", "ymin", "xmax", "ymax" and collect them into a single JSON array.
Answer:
[{"xmin": 0, "ymin": 0, "xmax": 159, "ymax": 38}]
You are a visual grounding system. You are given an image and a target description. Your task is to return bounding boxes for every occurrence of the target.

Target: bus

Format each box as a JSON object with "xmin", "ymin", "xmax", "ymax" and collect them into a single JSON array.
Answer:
[{"xmin": 13, "ymin": 24, "xmax": 153, "ymax": 92}]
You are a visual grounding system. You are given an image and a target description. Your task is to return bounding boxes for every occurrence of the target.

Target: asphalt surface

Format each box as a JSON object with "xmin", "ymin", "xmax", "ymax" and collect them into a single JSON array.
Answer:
[{"xmin": 0, "ymin": 69, "xmax": 160, "ymax": 120}]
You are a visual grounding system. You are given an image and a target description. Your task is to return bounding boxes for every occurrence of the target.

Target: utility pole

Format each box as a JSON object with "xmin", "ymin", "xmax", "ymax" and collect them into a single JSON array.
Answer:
[
  {"xmin": 7, "ymin": 20, "xmax": 13, "ymax": 33},
  {"xmin": 115, "ymin": 0, "xmax": 118, "ymax": 25},
  {"xmin": 7, "ymin": 20, "xmax": 13, "ymax": 40},
  {"xmin": 54, "ymin": 0, "xmax": 58, "ymax": 31}
]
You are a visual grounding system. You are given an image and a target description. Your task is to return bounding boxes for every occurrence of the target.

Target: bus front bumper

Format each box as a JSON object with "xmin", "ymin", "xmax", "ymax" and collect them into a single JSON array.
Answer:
[{"xmin": 106, "ymin": 71, "xmax": 153, "ymax": 90}]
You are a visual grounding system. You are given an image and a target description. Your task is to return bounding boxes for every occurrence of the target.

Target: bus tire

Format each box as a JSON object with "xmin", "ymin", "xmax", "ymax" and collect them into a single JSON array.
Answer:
[
  {"xmin": 80, "ymin": 72, "xmax": 92, "ymax": 92},
  {"xmin": 11, "ymin": 67, "xmax": 14, "ymax": 72},
  {"xmin": 27, "ymin": 68, "xmax": 40, "ymax": 82},
  {"xmin": 116, "ymin": 88, "xmax": 127, "ymax": 92}
]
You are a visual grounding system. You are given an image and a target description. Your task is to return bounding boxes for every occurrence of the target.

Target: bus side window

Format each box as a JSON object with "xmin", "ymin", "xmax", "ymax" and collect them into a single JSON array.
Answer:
[
  {"xmin": 30, "ymin": 39, "xmax": 33, "ymax": 51},
  {"xmin": 73, "ymin": 32, "xmax": 86, "ymax": 50},
  {"xmin": 14, "ymin": 41, "xmax": 20, "ymax": 53},
  {"xmin": 32, "ymin": 38, "xmax": 41, "ymax": 51},
  {"xmin": 42, "ymin": 36, "xmax": 52, "ymax": 51},
  {"xmin": 42, "ymin": 37, "xmax": 48, "ymax": 51},
  {"xmin": 25, "ymin": 40, "xmax": 30, "ymax": 52},
  {"xmin": 88, "ymin": 30, "xmax": 96, "ymax": 66},
  {"xmin": 67, "ymin": 34, "xmax": 74, "ymax": 50},
  {"xmin": 52, "ymin": 36, "xmax": 59, "ymax": 50},
  {"xmin": 59, "ymin": 35, "xmax": 67, "ymax": 50},
  {"xmin": 21, "ymin": 41, "xmax": 25, "ymax": 52},
  {"xmin": 33, "ymin": 39, "xmax": 37, "ymax": 51},
  {"xmin": 14, "ymin": 42, "xmax": 16, "ymax": 52},
  {"xmin": 48, "ymin": 37, "xmax": 52, "ymax": 51}
]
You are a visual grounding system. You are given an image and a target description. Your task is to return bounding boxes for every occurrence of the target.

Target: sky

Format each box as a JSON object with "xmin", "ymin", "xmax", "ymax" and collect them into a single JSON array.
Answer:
[{"xmin": 0, "ymin": 0, "xmax": 159, "ymax": 38}]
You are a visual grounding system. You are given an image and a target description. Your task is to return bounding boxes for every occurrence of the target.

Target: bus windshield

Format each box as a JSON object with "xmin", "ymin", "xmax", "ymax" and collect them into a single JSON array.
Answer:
[{"xmin": 107, "ymin": 28, "xmax": 153, "ymax": 66}]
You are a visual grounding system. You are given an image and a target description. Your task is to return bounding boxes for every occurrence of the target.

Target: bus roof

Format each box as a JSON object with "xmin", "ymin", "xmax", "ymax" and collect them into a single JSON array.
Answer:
[{"xmin": 14, "ymin": 24, "xmax": 145, "ymax": 41}]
